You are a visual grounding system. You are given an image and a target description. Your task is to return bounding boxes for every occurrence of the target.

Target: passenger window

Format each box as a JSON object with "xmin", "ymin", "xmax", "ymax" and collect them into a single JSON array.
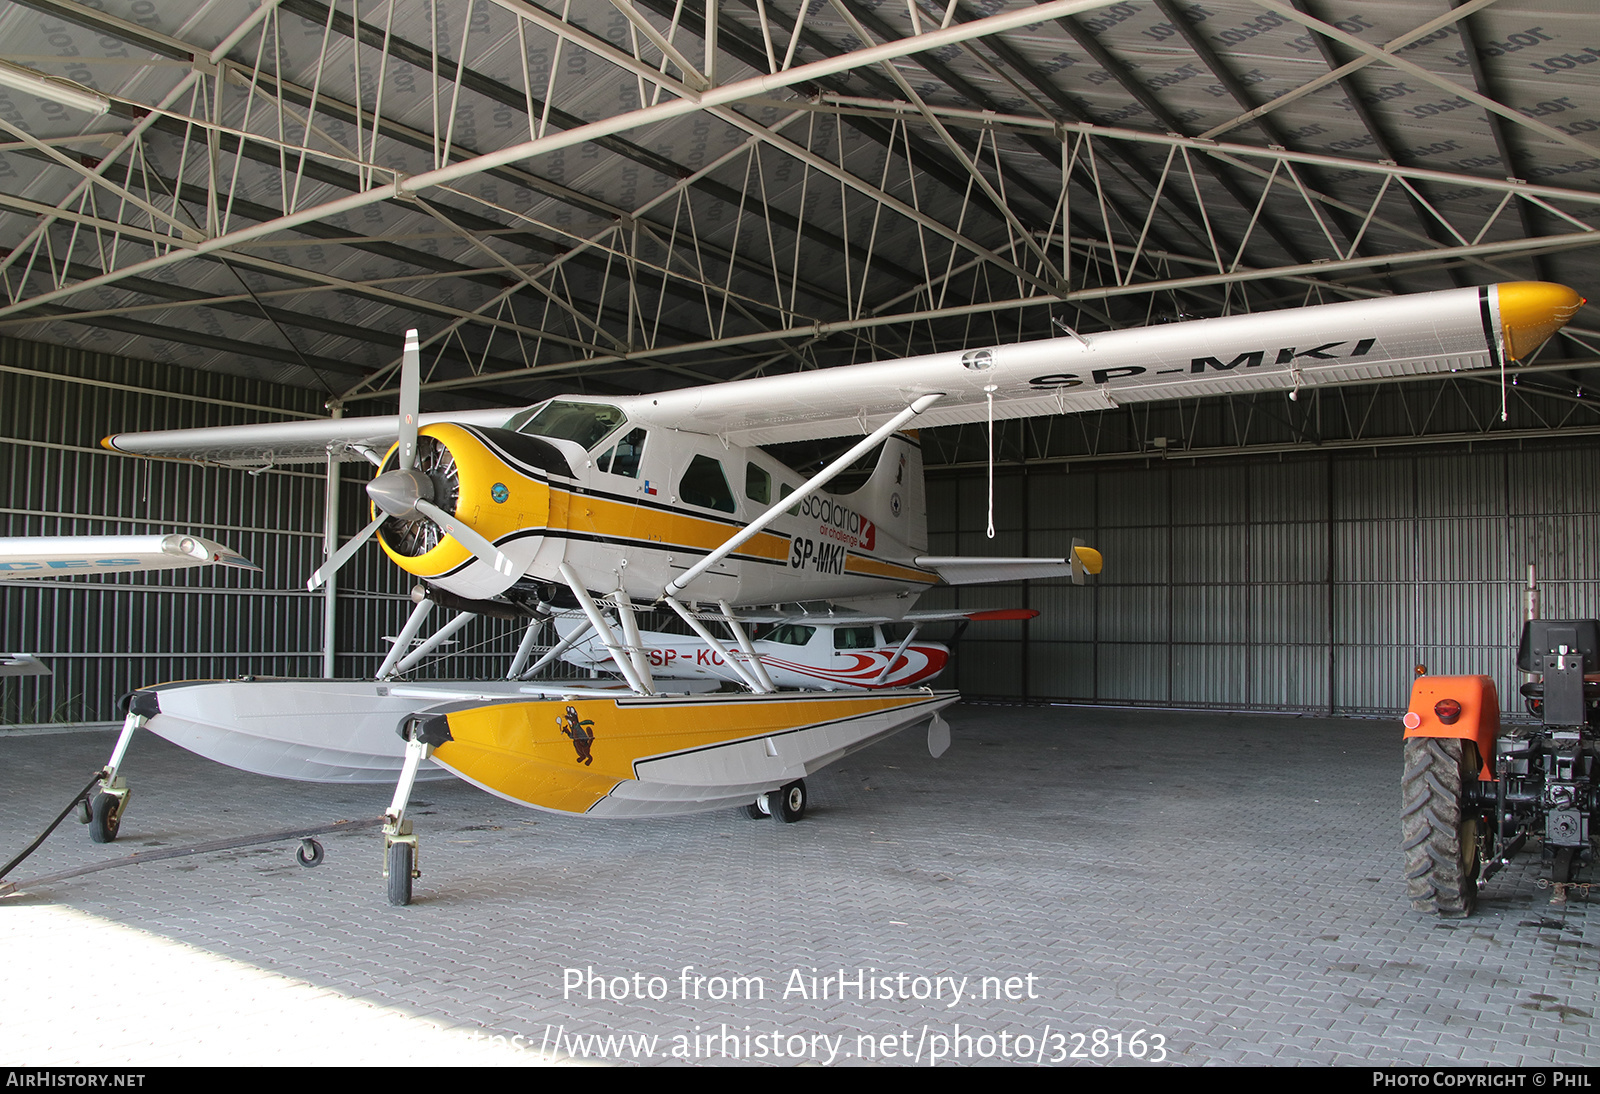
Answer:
[
  {"xmin": 781, "ymin": 482, "xmax": 798, "ymax": 516},
  {"xmin": 679, "ymin": 454, "xmax": 736, "ymax": 513},
  {"xmin": 596, "ymin": 428, "xmax": 647, "ymax": 478},
  {"xmin": 833, "ymin": 627, "xmax": 876, "ymax": 650},
  {"xmin": 746, "ymin": 463, "xmax": 771, "ymax": 505}
]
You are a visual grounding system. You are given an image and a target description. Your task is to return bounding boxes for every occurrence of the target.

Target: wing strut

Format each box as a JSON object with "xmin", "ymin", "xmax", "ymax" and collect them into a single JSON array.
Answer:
[
  {"xmin": 662, "ymin": 393, "xmax": 942, "ymax": 599},
  {"xmin": 719, "ymin": 599, "xmax": 776, "ymax": 693},
  {"xmin": 506, "ymin": 615, "xmax": 546, "ymax": 679},
  {"xmin": 517, "ymin": 616, "xmax": 594, "ymax": 680},
  {"xmin": 391, "ymin": 611, "xmax": 474, "ymax": 677},
  {"xmin": 561, "ymin": 563, "xmax": 655, "ymax": 696},
  {"xmin": 376, "ymin": 595, "xmax": 434, "ymax": 680},
  {"xmin": 872, "ymin": 625, "xmax": 921, "ymax": 686},
  {"xmin": 663, "ymin": 596, "xmax": 774, "ymax": 694}
]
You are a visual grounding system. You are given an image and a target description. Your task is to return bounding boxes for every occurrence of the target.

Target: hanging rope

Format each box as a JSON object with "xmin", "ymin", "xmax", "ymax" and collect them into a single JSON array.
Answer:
[
  {"xmin": 1501, "ymin": 349, "xmax": 1509, "ymax": 422},
  {"xmin": 985, "ymin": 384, "xmax": 998, "ymax": 539}
]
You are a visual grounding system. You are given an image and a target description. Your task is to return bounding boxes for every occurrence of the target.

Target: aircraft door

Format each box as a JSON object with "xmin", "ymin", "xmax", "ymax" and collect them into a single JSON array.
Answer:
[
  {"xmin": 592, "ymin": 427, "xmax": 650, "ymax": 543},
  {"xmin": 831, "ymin": 624, "xmax": 877, "ymax": 674}
]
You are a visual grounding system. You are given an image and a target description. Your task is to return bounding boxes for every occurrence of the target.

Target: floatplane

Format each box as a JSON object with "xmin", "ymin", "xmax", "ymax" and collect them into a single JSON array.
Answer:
[{"xmin": 81, "ymin": 281, "xmax": 1579, "ymax": 903}]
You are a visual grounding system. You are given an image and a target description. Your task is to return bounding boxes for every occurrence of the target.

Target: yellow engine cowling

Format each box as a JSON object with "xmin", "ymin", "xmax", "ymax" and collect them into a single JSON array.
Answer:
[{"xmin": 375, "ymin": 422, "xmax": 555, "ymax": 599}]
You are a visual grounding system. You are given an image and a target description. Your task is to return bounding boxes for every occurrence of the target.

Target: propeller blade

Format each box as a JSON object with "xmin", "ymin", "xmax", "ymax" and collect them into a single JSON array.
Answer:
[
  {"xmin": 397, "ymin": 329, "xmax": 421, "ymax": 472},
  {"xmin": 307, "ymin": 513, "xmax": 386, "ymax": 591},
  {"xmin": 414, "ymin": 498, "xmax": 517, "ymax": 579}
]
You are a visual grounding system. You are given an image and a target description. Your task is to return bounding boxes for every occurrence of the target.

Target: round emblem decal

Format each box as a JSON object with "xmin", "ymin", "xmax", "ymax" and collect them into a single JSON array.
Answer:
[
  {"xmin": 491, "ymin": 482, "xmax": 509, "ymax": 503},
  {"xmin": 890, "ymin": 492, "xmax": 902, "ymax": 516}
]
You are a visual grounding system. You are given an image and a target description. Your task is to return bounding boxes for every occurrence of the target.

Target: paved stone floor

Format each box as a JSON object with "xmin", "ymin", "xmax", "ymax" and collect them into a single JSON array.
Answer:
[{"xmin": 0, "ymin": 703, "xmax": 1594, "ymax": 1067}]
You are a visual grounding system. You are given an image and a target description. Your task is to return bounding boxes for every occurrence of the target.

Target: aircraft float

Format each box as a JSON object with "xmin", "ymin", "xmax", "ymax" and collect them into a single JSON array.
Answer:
[{"xmin": 44, "ymin": 281, "xmax": 1586, "ymax": 903}]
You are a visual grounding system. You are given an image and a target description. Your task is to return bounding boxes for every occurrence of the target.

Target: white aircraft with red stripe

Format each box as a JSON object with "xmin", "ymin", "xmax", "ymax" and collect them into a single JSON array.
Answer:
[{"xmin": 556, "ymin": 607, "xmax": 1037, "ymax": 690}]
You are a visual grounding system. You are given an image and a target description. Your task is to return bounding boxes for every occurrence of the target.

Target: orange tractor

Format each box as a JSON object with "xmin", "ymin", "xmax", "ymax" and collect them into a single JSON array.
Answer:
[{"xmin": 1402, "ymin": 620, "xmax": 1598, "ymax": 915}]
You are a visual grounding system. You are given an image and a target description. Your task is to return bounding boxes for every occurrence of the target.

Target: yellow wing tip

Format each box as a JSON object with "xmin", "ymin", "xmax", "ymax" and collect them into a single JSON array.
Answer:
[
  {"xmin": 1496, "ymin": 281, "xmax": 1585, "ymax": 361},
  {"xmin": 1073, "ymin": 545, "xmax": 1103, "ymax": 575}
]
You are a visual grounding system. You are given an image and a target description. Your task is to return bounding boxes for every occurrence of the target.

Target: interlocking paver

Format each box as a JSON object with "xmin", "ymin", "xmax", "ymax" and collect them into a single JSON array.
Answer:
[{"xmin": 0, "ymin": 704, "xmax": 1593, "ymax": 1066}]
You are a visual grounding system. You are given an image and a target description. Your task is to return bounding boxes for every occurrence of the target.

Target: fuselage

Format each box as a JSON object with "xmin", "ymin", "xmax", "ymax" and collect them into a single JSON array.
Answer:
[{"xmin": 375, "ymin": 400, "xmax": 935, "ymax": 606}]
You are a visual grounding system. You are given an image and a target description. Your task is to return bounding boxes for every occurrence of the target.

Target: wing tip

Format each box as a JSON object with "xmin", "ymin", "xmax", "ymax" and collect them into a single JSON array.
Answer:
[{"xmin": 1495, "ymin": 281, "xmax": 1585, "ymax": 361}]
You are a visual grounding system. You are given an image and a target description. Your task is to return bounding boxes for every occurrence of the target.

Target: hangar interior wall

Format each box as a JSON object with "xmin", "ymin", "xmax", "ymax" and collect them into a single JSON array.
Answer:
[{"xmin": 923, "ymin": 443, "xmax": 1600, "ymax": 716}]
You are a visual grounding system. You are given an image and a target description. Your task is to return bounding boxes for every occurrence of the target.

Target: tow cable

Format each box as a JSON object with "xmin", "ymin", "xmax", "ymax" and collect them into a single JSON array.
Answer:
[
  {"xmin": 0, "ymin": 774, "xmax": 384, "ymax": 898},
  {"xmin": 0, "ymin": 769, "xmax": 107, "ymax": 889}
]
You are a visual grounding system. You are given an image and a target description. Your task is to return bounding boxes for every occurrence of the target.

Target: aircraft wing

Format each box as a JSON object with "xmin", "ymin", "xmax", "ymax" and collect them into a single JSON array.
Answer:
[
  {"xmin": 0, "ymin": 535, "xmax": 259, "ymax": 578},
  {"xmin": 101, "ymin": 408, "xmax": 513, "ymax": 465},
  {"xmin": 97, "ymin": 283, "xmax": 1580, "ymax": 460},
  {"xmin": 711, "ymin": 607, "xmax": 1041, "ymax": 626},
  {"xmin": 626, "ymin": 282, "xmax": 1582, "ymax": 445}
]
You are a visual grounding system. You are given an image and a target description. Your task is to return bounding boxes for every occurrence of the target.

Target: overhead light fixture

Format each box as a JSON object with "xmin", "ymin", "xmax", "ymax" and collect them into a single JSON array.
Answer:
[{"xmin": 0, "ymin": 59, "xmax": 110, "ymax": 116}]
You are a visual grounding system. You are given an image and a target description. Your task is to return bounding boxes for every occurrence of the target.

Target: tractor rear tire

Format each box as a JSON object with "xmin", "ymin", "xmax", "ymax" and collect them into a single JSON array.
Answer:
[{"xmin": 1402, "ymin": 737, "xmax": 1481, "ymax": 917}]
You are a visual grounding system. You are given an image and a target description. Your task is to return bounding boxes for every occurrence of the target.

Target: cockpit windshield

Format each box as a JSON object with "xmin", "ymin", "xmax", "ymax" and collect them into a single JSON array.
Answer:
[{"xmin": 506, "ymin": 401, "xmax": 626, "ymax": 450}]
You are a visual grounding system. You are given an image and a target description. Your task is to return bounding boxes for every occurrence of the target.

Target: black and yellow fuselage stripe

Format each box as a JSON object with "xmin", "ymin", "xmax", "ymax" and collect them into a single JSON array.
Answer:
[{"xmin": 383, "ymin": 423, "xmax": 940, "ymax": 588}]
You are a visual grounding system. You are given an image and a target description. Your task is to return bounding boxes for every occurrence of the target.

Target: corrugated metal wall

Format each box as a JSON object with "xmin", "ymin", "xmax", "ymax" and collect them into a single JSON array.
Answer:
[
  {"xmin": 924, "ymin": 442, "xmax": 1600, "ymax": 715},
  {"xmin": 0, "ymin": 339, "xmax": 532, "ymax": 725}
]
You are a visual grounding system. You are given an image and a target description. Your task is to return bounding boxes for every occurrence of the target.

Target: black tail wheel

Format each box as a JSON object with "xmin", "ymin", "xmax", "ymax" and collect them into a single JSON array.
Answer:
[{"xmin": 1402, "ymin": 737, "xmax": 1482, "ymax": 917}]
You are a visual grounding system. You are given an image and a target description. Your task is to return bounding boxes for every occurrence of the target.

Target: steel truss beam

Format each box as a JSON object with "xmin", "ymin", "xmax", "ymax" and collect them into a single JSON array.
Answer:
[{"xmin": 0, "ymin": 0, "xmax": 1594, "ymax": 402}]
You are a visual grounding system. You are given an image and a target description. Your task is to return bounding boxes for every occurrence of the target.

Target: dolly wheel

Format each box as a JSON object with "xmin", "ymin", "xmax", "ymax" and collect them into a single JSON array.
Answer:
[
  {"xmin": 773, "ymin": 780, "xmax": 806, "ymax": 824},
  {"xmin": 1402, "ymin": 738, "xmax": 1480, "ymax": 917},
  {"xmin": 88, "ymin": 793, "xmax": 121, "ymax": 844},
  {"xmin": 386, "ymin": 841, "xmax": 414, "ymax": 906}
]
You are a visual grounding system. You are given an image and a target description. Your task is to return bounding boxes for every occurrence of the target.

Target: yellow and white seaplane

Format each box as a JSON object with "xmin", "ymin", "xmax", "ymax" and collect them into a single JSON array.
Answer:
[{"xmin": 94, "ymin": 281, "xmax": 1581, "ymax": 903}]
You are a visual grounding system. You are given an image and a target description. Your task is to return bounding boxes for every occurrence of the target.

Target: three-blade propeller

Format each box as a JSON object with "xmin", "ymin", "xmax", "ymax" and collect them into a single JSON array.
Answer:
[{"xmin": 307, "ymin": 331, "xmax": 513, "ymax": 591}]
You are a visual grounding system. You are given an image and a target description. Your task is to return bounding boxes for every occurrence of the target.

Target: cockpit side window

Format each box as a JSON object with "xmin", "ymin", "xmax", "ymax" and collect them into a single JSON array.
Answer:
[
  {"xmin": 680, "ymin": 454, "xmax": 736, "ymax": 513},
  {"xmin": 833, "ymin": 626, "xmax": 876, "ymax": 650},
  {"xmin": 764, "ymin": 624, "xmax": 815, "ymax": 646},
  {"xmin": 506, "ymin": 401, "xmax": 626, "ymax": 450},
  {"xmin": 596, "ymin": 428, "xmax": 648, "ymax": 478}
]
